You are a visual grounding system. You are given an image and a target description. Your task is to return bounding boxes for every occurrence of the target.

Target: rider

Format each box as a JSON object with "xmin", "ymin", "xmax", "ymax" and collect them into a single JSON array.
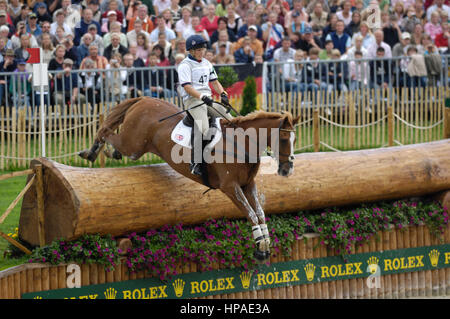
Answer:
[{"xmin": 177, "ymin": 34, "xmax": 233, "ymax": 176}]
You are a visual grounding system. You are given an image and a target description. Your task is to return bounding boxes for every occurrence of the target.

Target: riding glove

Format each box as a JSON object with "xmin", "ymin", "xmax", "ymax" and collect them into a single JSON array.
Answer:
[
  {"xmin": 220, "ymin": 92, "xmax": 230, "ymax": 106},
  {"xmin": 201, "ymin": 94, "xmax": 214, "ymax": 107}
]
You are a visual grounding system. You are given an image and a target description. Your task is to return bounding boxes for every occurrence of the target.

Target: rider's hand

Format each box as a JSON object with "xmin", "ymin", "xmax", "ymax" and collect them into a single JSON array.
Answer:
[
  {"xmin": 201, "ymin": 94, "xmax": 213, "ymax": 107},
  {"xmin": 220, "ymin": 92, "xmax": 230, "ymax": 106}
]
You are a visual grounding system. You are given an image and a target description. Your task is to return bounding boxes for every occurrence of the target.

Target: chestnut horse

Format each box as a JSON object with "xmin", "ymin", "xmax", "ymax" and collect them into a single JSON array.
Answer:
[{"xmin": 79, "ymin": 97, "xmax": 299, "ymax": 260}]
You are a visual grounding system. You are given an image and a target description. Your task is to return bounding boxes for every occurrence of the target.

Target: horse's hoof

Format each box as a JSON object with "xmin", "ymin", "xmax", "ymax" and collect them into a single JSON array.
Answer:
[
  {"xmin": 254, "ymin": 250, "xmax": 270, "ymax": 261},
  {"xmin": 112, "ymin": 150, "xmax": 122, "ymax": 160},
  {"xmin": 78, "ymin": 150, "xmax": 95, "ymax": 162}
]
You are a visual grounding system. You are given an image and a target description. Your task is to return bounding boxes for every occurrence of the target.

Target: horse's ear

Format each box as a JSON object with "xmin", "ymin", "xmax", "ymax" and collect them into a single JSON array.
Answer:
[{"xmin": 293, "ymin": 115, "xmax": 301, "ymax": 125}]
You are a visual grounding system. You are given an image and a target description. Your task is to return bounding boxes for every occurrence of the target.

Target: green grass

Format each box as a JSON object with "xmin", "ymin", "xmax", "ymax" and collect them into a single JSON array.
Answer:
[{"xmin": 0, "ymin": 173, "xmax": 29, "ymax": 271}]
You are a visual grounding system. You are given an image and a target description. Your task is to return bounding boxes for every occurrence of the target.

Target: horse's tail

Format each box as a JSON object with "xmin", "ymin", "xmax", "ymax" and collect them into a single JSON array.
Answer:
[{"xmin": 96, "ymin": 97, "xmax": 143, "ymax": 142}]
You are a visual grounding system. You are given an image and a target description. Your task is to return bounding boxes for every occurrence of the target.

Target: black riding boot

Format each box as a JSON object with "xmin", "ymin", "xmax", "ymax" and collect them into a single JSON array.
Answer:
[{"xmin": 190, "ymin": 122, "xmax": 203, "ymax": 176}]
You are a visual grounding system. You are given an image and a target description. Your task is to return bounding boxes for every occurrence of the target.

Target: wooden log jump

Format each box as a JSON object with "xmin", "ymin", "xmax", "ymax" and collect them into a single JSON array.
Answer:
[{"xmin": 19, "ymin": 140, "xmax": 450, "ymax": 246}]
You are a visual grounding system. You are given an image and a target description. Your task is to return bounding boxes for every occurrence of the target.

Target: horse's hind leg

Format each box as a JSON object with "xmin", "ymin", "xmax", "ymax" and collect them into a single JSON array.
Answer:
[
  {"xmin": 103, "ymin": 142, "xmax": 122, "ymax": 160},
  {"xmin": 79, "ymin": 140, "xmax": 105, "ymax": 162}
]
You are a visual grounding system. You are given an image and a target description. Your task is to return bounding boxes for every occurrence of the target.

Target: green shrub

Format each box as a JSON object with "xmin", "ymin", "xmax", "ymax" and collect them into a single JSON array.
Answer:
[{"xmin": 241, "ymin": 76, "xmax": 257, "ymax": 116}]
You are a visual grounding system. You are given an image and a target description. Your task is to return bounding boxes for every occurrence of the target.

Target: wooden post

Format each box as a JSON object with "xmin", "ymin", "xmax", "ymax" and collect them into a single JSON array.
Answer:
[
  {"xmin": 349, "ymin": 94, "xmax": 355, "ymax": 149},
  {"xmin": 99, "ymin": 113, "xmax": 106, "ymax": 168},
  {"xmin": 313, "ymin": 109, "xmax": 319, "ymax": 152},
  {"xmin": 444, "ymin": 107, "xmax": 450, "ymax": 139},
  {"xmin": 388, "ymin": 106, "xmax": 394, "ymax": 146},
  {"xmin": 35, "ymin": 164, "xmax": 45, "ymax": 247}
]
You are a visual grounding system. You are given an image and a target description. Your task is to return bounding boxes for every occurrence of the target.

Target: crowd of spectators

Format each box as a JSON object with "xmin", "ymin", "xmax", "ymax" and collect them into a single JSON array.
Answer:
[{"xmin": 0, "ymin": 0, "xmax": 448, "ymax": 107}]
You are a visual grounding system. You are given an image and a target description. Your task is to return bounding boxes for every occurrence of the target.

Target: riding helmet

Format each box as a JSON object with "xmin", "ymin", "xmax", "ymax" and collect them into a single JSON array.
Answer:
[{"xmin": 186, "ymin": 35, "xmax": 208, "ymax": 51}]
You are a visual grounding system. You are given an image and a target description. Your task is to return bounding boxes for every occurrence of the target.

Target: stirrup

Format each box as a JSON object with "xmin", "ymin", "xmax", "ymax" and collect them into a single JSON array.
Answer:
[{"xmin": 190, "ymin": 163, "xmax": 202, "ymax": 176}]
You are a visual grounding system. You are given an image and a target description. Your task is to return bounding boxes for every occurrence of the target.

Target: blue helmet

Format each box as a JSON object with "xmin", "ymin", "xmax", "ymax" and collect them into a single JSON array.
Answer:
[{"xmin": 186, "ymin": 35, "xmax": 207, "ymax": 51}]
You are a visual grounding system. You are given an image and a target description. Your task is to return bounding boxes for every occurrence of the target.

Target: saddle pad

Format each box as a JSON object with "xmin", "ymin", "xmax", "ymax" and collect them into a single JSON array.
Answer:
[{"xmin": 171, "ymin": 117, "xmax": 222, "ymax": 149}]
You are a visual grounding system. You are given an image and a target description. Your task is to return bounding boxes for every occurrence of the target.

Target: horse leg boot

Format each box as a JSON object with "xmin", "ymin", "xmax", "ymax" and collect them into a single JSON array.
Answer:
[
  {"xmin": 190, "ymin": 121, "xmax": 203, "ymax": 176},
  {"xmin": 78, "ymin": 140, "xmax": 104, "ymax": 162}
]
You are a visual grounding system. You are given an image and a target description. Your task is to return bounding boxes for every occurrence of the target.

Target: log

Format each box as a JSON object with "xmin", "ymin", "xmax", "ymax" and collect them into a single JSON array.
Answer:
[{"xmin": 19, "ymin": 140, "xmax": 450, "ymax": 246}]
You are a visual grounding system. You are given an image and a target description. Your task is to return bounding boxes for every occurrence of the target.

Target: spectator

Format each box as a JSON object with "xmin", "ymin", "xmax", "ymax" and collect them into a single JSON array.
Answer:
[
  {"xmin": 182, "ymin": 16, "xmax": 209, "ymax": 42},
  {"xmin": 212, "ymin": 30, "xmax": 235, "ymax": 56},
  {"xmin": 210, "ymin": 17, "xmax": 236, "ymax": 45},
  {"xmin": 127, "ymin": 19, "xmax": 151, "ymax": 46},
  {"xmin": 344, "ymin": 10, "xmax": 360, "ymax": 37},
  {"xmin": 80, "ymin": 44, "xmax": 109, "ymax": 70},
  {"xmin": 100, "ymin": 0, "xmax": 125, "ymax": 14},
  {"xmin": 53, "ymin": 26, "xmax": 67, "ymax": 45},
  {"xmin": 78, "ymin": 57, "xmax": 102, "ymax": 107},
  {"xmin": 48, "ymin": 44, "xmax": 66, "ymax": 71},
  {"xmin": 435, "ymin": 21, "xmax": 449, "ymax": 49},
  {"xmin": 104, "ymin": 33, "xmax": 129, "ymax": 61},
  {"xmin": 160, "ymin": 8, "xmax": 175, "ymax": 30},
  {"xmin": 50, "ymin": 9, "xmax": 73, "ymax": 36},
  {"xmin": 53, "ymin": 58, "xmax": 79, "ymax": 107},
  {"xmin": 274, "ymin": 36, "xmax": 297, "ymax": 62},
  {"xmin": 287, "ymin": 11, "xmax": 309, "ymax": 37},
  {"xmin": 271, "ymin": 3, "xmax": 288, "ymax": 28},
  {"xmin": 309, "ymin": 2, "xmax": 328, "ymax": 30},
  {"xmin": 201, "ymin": 4, "xmax": 219, "ymax": 38},
  {"xmin": 153, "ymin": 0, "xmax": 172, "ymax": 16},
  {"xmin": 188, "ymin": 0, "xmax": 206, "ymax": 18},
  {"xmin": 235, "ymin": 0, "xmax": 251, "ymax": 20},
  {"xmin": 153, "ymin": 32, "xmax": 172, "ymax": 59},
  {"xmin": 294, "ymin": 26, "xmax": 321, "ymax": 52},
  {"xmin": 262, "ymin": 12, "xmax": 284, "ymax": 56},
  {"xmin": 382, "ymin": 15, "xmax": 402, "ymax": 49},
  {"xmin": 392, "ymin": 2, "xmax": 406, "ymax": 25},
  {"xmin": 233, "ymin": 25, "xmax": 263, "ymax": 57},
  {"xmin": 225, "ymin": 5, "xmax": 243, "ymax": 37},
  {"xmin": 145, "ymin": 52, "xmax": 174, "ymax": 98},
  {"xmin": 36, "ymin": 21, "xmax": 57, "ymax": 47},
  {"xmin": 345, "ymin": 34, "xmax": 368, "ymax": 59},
  {"xmin": 62, "ymin": 35, "xmax": 79, "ymax": 69},
  {"xmin": 103, "ymin": 22, "xmax": 128, "ymax": 48},
  {"xmin": 417, "ymin": 34, "xmax": 434, "ymax": 54},
  {"xmin": 299, "ymin": 47, "xmax": 328, "ymax": 94},
  {"xmin": 336, "ymin": 0, "xmax": 353, "ymax": 26},
  {"xmin": 401, "ymin": 7, "xmax": 422, "ymax": 34},
  {"xmin": 426, "ymin": 0, "xmax": 450, "ymax": 21},
  {"xmin": 35, "ymin": 2, "xmax": 52, "ymax": 24},
  {"xmin": 134, "ymin": 32, "xmax": 151, "ymax": 63},
  {"xmin": 255, "ymin": 4, "xmax": 268, "ymax": 27},
  {"xmin": 325, "ymin": 20, "xmax": 351, "ymax": 54},
  {"xmin": 214, "ymin": 41, "xmax": 235, "ymax": 64},
  {"xmin": 149, "ymin": 15, "xmax": 177, "ymax": 46},
  {"xmin": 237, "ymin": 10, "xmax": 262, "ymax": 40},
  {"xmin": 393, "ymin": 32, "xmax": 411, "ymax": 57},
  {"xmin": 128, "ymin": 4, "xmax": 154, "ymax": 34},
  {"xmin": 367, "ymin": 29, "xmax": 392, "ymax": 58},
  {"xmin": 319, "ymin": 39, "xmax": 334, "ymax": 59},
  {"xmin": 12, "ymin": 21, "xmax": 38, "ymax": 50},
  {"xmin": 423, "ymin": 44, "xmax": 442, "ymax": 86},
  {"xmin": 175, "ymin": 6, "xmax": 192, "ymax": 38},
  {"xmin": 13, "ymin": 5, "xmax": 31, "ymax": 27},
  {"xmin": 306, "ymin": 0, "xmax": 331, "ymax": 14},
  {"xmin": 41, "ymin": 33, "xmax": 55, "ymax": 65},
  {"xmin": 0, "ymin": 10, "xmax": 13, "ymax": 37},
  {"xmin": 88, "ymin": 0, "xmax": 102, "ymax": 23},
  {"xmin": 7, "ymin": 0, "xmax": 21, "ymax": 22},
  {"xmin": 349, "ymin": 50, "xmax": 369, "ymax": 90},
  {"xmin": 26, "ymin": 13, "xmax": 42, "ymax": 38},
  {"xmin": 14, "ymin": 33, "xmax": 35, "ymax": 65},
  {"xmin": 87, "ymin": 24, "xmax": 104, "ymax": 56},
  {"xmin": 413, "ymin": 0, "xmax": 427, "ymax": 21},
  {"xmin": 101, "ymin": 10, "xmax": 122, "ymax": 34},
  {"xmin": 74, "ymin": 8, "xmax": 101, "ymax": 47},
  {"xmin": 56, "ymin": 0, "xmax": 81, "ymax": 32},
  {"xmin": 106, "ymin": 52, "xmax": 127, "ymax": 102},
  {"xmin": 9, "ymin": 58, "xmax": 31, "ymax": 107},
  {"xmin": 204, "ymin": 49, "xmax": 214, "ymax": 63},
  {"xmin": 128, "ymin": 43, "xmax": 146, "ymax": 66},
  {"xmin": 168, "ymin": 0, "xmax": 182, "ymax": 25},
  {"xmin": 324, "ymin": 49, "xmax": 347, "ymax": 92},
  {"xmin": 76, "ymin": 33, "xmax": 93, "ymax": 66},
  {"xmin": 321, "ymin": 13, "xmax": 338, "ymax": 44},
  {"xmin": 402, "ymin": 45, "xmax": 428, "ymax": 89},
  {"xmin": 0, "ymin": 49, "xmax": 16, "ymax": 106},
  {"xmin": 369, "ymin": 46, "xmax": 390, "ymax": 89},
  {"xmin": 216, "ymin": 0, "xmax": 232, "ymax": 17},
  {"xmin": 122, "ymin": 52, "xmax": 145, "ymax": 97},
  {"xmin": 170, "ymin": 37, "xmax": 187, "ymax": 63},
  {"xmin": 234, "ymin": 36, "xmax": 255, "ymax": 63},
  {"xmin": 424, "ymin": 11, "xmax": 443, "ymax": 41},
  {"xmin": 285, "ymin": 0, "xmax": 309, "ymax": 31},
  {"xmin": 100, "ymin": 0, "xmax": 125, "ymax": 26},
  {"xmin": 152, "ymin": 43, "xmax": 171, "ymax": 66}
]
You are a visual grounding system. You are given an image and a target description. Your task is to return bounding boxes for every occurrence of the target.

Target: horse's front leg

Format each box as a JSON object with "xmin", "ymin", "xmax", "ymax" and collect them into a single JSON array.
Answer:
[
  {"xmin": 243, "ymin": 181, "xmax": 270, "ymax": 259},
  {"xmin": 222, "ymin": 183, "xmax": 270, "ymax": 261}
]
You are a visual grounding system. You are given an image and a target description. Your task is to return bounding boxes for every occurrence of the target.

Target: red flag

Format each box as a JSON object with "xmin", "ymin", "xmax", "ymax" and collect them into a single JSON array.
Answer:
[{"xmin": 26, "ymin": 48, "xmax": 40, "ymax": 64}]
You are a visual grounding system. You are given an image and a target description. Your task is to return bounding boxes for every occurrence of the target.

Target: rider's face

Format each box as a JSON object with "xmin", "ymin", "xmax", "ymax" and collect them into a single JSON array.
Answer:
[{"xmin": 191, "ymin": 47, "xmax": 205, "ymax": 60}]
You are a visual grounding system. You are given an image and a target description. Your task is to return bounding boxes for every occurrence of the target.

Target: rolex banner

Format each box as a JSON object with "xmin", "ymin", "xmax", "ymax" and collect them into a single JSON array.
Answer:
[{"xmin": 22, "ymin": 244, "xmax": 450, "ymax": 299}]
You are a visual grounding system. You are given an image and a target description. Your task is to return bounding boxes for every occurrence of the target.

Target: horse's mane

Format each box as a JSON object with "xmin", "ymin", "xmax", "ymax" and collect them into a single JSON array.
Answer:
[{"xmin": 226, "ymin": 111, "xmax": 291, "ymax": 125}]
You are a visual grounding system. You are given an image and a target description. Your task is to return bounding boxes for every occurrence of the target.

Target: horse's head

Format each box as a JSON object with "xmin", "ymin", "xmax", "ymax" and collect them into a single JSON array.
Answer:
[{"xmin": 275, "ymin": 113, "xmax": 300, "ymax": 177}]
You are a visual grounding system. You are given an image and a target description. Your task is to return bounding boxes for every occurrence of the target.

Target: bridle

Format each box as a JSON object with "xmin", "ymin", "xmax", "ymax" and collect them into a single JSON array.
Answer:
[{"xmin": 268, "ymin": 118, "xmax": 296, "ymax": 165}]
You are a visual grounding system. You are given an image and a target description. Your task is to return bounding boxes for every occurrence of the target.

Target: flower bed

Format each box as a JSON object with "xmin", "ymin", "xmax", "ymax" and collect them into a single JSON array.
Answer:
[{"xmin": 23, "ymin": 198, "xmax": 448, "ymax": 281}]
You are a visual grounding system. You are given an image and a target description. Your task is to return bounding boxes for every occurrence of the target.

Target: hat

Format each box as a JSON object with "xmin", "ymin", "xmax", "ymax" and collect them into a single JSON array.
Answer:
[
  {"xmin": 35, "ymin": 2, "xmax": 47, "ymax": 9},
  {"xmin": 5, "ymin": 49, "xmax": 14, "ymax": 56},
  {"xmin": 90, "ymin": 0, "xmax": 100, "ymax": 4},
  {"xmin": 195, "ymin": 25, "xmax": 204, "ymax": 32},
  {"xmin": 88, "ymin": 23, "xmax": 97, "ymax": 30},
  {"xmin": 303, "ymin": 26, "xmax": 312, "ymax": 34},
  {"xmin": 63, "ymin": 58, "xmax": 74, "ymax": 65},
  {"xmin": 248, "ymin": 25, "xmax": 257, "ymax": 31},
  {"xmin": 0, "ymin": 10, "xmax": 6, "ymax": 17},
  {"xmin": 401, "ymin": 32, "xmax": 411, "ymax": 40},
  {"xmin": 28, "ymin": 13, "xmax": 37, "ymax": 19},
  {"xmin": 107, "ymin": 10, "xmax": 117, "ymax": 16},
  {"xmin": 17, "ymin": 58, "xmax": 27, "ymax": 65}
]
